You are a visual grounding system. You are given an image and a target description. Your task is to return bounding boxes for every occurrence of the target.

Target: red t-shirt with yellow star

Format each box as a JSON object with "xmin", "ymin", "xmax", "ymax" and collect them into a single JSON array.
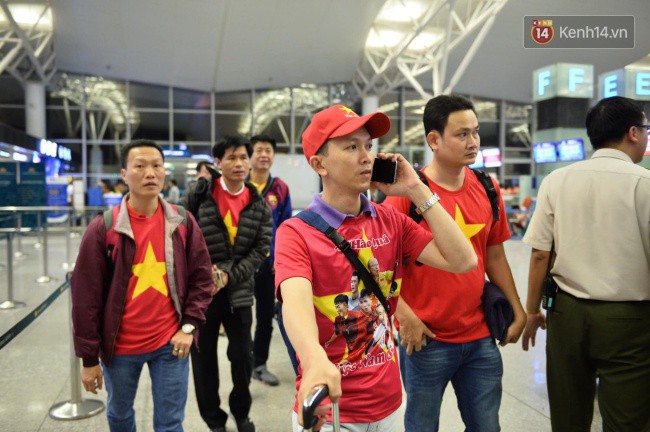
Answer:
[
  {"xmin": 212, "ymin": 178, "xmax": 251, "ymax": 245},
  {"xmin": 384, "ymin": 167, "xmax": 511, "ymax": 343},
  {"xmin": 113, "ymin": 202, "xmax": 179, "ymax": 355},
  {"xmin": 274, "ymin": 199, "xmax": 432, "ymax": 423}
]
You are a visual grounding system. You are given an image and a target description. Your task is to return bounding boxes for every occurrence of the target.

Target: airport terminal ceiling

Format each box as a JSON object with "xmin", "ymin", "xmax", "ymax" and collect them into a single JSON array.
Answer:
[{"xmin": 48, "ymin": 0, "xmax": 650, "ymax": 103}]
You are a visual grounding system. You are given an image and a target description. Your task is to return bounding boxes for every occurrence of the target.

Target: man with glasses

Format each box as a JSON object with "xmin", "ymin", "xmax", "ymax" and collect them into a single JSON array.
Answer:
[{"xmin": 522, "ymin": 96, "xmax": 650, "ymax": 431}]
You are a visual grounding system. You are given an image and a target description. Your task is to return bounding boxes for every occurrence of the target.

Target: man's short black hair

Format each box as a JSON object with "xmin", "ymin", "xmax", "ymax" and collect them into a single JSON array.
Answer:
[
  {"xmin": 212, "ymin": 135, "xmax": 252, "ymax": 160},
  {"xmin": 120, "ymin": 140, "xmax": 164, "ymax": 169},
  {"xmin": 351, "ymin": 271, "xmax": 359, "ymax": 280},
  {"xmin": 251, "ymin": 134, "xmax": 277, "ymax": 151},
  {"xmin": 170, "ymin": 179, "xmax": 177, "ymax": 186},
  {"xmin": 586, "ymin": 96, "xmax": 645, "ymax": 150},
  {"xmin": 334, "ymin": 294, "xmax": 349, "ymax": 305},
  {"xmin": 423, "ymin": 94, "xmax": 476, "ymax": 136},
  {"xmin": 359, "ymin": 288, "xmax": 371, "ymax": 299}
]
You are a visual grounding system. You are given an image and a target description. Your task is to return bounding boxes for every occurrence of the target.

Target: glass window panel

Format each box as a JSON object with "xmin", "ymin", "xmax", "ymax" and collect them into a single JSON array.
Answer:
[
  {"xmin": 478, "ymin": 122, "xmax": 499, "ymax": 148},
  {"xmin": 403, "ymin": 119, "xmax": 425, "ymax": 147},
  {"xmin": 253, "ymin": 114, "xmax": 291, "ymax": 145},
  {"xmin": 506, "ymin": 123, "xmax": 531, "ymax": 148},
  {"xmin": 471, "ymin": 97, "xmax": 499, "ymax": 121},
  {"xmin": 0, "ymin": 76, "xmax": 25, "ymax": 105},
  {"xmin": 250, "ymin": 89, "xmax": 290, "ymax": 137},
  {"xmin": 85, "ymin": 109, "xmax": 130, "ymax": 142},
  {"xmin": 215, "ymin": 90, "xmax": 251, "ymax": 112},
  {"xmin": 47, "ymin": 108, "xmax": 83, "ymax": 139},
  {"xmin": 215, "ymin": 113, "xmax": 247, "ymax": 140},
  {"xmin": 0, "ymin": 107, "xmax": 25, "ymax": 131},
  {"xmin": 174, "ymin": 88, "xmax": 211, "ymax": 110},
  {"xmin": 293, "ymin": 85, "xmax": 329, "ymax": 115},
  {"xmin": 377, "ymin": 120, "xmax": 400, "ymax": 153},
  {"xmin": 129, "ymin": 81, "xmax": 169, "ymax": 109},
  {"xmin": 378, "ymin": 91, "xmax": 399, "ymax": 115},
  {"xmin": 505, "ymin": 102, "xmax": 532, "ymax": 122},
  {"xmin": 174, "ymin": 112, "xmax": 210, "ymax": 141},
  {"xmin": 131, "ymin": 112, "xmax": 170, "ymax": 142},
  {"xmin": 330, "ymin": 83, "xmax": 359, "ymax": 107}
]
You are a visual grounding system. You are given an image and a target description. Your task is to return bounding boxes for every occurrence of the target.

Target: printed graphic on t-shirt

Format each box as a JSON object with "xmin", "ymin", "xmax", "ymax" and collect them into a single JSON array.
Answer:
[
  {"xmin": 131, "ymin": 242, "xmax": 168, "ymax": 299},
  {"xmin": 315, "ymin": 229, "xmax": 399, "ymax": 376},
  {"xmin": 454, "ymin": 205, "xmax": 485, "ymax": 241},
  {"xmin": 223, "ymin": 210, "xmax": 238, "ymax": 245}
]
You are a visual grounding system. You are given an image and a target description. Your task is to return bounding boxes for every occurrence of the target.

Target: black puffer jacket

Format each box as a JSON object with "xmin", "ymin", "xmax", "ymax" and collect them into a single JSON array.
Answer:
[{"xmin": 180, "ymin": 174, "xmax": 272, "ymax": 308}]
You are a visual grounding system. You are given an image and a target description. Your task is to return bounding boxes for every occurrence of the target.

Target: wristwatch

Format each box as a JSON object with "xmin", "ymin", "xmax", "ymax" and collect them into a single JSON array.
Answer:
[
  {"xmin": 415, "ymin": 193, "xmax": 441, "ymax": 215},
  {"xmin": 181, "ymin": 324, "xmax": 195, "ymax": 334}
]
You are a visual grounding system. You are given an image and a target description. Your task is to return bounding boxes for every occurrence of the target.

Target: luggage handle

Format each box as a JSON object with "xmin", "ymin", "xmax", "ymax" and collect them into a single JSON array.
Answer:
[{"xmin": 302, "ymin": 384, "xmax": 340, "ymax": 432}]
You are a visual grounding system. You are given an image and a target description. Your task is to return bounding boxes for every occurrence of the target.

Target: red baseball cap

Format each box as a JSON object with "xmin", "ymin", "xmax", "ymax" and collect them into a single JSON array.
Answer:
[{"xmin": 302, "ymin": 105, "xmax": 390, "ymax": 161}]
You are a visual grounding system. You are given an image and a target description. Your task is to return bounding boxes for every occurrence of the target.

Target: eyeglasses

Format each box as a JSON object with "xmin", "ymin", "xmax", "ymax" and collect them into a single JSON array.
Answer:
[{"xmin": 635, "ymin": 124, "xmax": 650, "ymax": 132}]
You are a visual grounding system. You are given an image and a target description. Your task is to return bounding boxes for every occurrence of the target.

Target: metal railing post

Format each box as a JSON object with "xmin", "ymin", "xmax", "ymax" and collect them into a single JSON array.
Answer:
[
  {"xmin": 0, "ymin": 231, "xmax": 26, "ymax": 310},
  {"xmin": 34, "ymin": 211, "xmax": 43, "ymax": 249},
  {"xmin": 49, "ymin": 275, "xmax": 105, "ymax": 420},
  {"xmin": 14, "ymin": 212, "xmax": 26, "ymax": 260},
  {"xmin": 36, "ymin": 211, "xmax": 55, "ymax": 284},
  {"xmin": 62, "ymin": 208, "xmax": 75, "ymax": 270}
]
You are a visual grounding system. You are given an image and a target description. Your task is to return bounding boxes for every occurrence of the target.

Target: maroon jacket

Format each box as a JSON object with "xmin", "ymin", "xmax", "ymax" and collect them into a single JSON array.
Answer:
[{"xmin": 71, "ymin": 197, "xmax": 214, "ymax": 367}]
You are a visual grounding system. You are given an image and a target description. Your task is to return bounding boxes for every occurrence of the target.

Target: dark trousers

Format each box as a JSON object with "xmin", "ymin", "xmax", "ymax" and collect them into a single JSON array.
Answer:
[
  {"xmin": 547, "ymin": 290, "xmax": 650, "ymax": 432},
  {"xmin": 253, "ymin": 259, "xmax": 275, "ymax": 368},
  {"xmin": 190, "ymin": 291, "xmax": 253, "ymax": 429}
]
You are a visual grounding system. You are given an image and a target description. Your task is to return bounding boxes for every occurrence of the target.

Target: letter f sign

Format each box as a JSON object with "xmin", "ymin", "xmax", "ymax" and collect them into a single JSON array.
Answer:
[{"xmin": 538, "ymin": 70, "xmax": 551, "ymax": 96}]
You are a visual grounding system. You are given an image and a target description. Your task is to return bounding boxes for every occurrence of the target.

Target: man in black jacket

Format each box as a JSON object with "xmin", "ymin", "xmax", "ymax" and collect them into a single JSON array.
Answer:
[{"xmin": 181, "ymin": 135, "xmax": 272, "ymax": 432}]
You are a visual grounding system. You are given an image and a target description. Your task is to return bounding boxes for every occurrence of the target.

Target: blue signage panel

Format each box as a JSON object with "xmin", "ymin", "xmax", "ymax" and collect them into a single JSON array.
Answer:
[
  {"xmin": 0, "ymin": 162, "xmax": 18, "ymax": 228},
  {"xmin": 18, "ymin": 163, "xmax": 46, "ymax": 228}
]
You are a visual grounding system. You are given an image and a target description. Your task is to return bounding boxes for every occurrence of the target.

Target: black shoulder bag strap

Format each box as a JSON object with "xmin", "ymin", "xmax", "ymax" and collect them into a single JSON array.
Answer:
[
  {"xmin": 295, "ymin": 210, "xmax": 391, "ymax": 314},
  {"xmin": 408, "ymin": 170, "xmax": 429, "ymax": 224},
  {"xmin": 470, "ymin": 169, "xmax": 500, "ymax": 222}
]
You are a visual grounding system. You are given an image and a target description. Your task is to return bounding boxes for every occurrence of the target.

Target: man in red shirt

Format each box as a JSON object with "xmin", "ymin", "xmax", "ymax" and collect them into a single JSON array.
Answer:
[
  {"xmin": 275, "ymin": 104, "xmax": 477, "ymax": 431},
  {"xmin": 385, "ymin": 95, "xmax": 526, "ymax": 432},
  {"xmin": 72, "ymin": 140, "xmax": 214, "ymax": 431},
  {"xmin": 181, "ymin": 136, "xmax": 272, "ymax": 432}
]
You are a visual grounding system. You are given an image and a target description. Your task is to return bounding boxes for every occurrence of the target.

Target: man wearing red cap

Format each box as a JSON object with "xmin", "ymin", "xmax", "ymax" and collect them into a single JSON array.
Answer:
[{"xmin": 274, "ymin": 105, "xmax": 477, "ymax": 431}]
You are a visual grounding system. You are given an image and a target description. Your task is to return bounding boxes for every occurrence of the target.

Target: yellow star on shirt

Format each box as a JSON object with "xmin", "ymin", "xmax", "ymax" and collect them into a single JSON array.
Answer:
[
  {"xmin": 455, "ymin": 205, "xmax": 485, "ymax": 242},
  {"xmin": 131, "ymin": 242, "xmax": 168, "ymax": 300},
  {"xmin": 224, "ymin": 210, "xmax": 238, "ymax": 245}
]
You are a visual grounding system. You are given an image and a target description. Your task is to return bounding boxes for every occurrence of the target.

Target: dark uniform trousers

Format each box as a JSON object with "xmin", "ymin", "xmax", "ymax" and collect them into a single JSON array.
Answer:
[{"xmin": 546, "ymin": 290, "xmax": 650, "ymax": 432}]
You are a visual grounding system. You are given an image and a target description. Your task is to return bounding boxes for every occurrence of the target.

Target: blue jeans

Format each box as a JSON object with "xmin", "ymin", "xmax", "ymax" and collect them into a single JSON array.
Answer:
[
  {"xmin": 102, "ymin": 343, "xmax": 190, "ymax": 432},
  {"xmin": 400, "ymin": 336, "xmax": 503, "ymax": 432}
]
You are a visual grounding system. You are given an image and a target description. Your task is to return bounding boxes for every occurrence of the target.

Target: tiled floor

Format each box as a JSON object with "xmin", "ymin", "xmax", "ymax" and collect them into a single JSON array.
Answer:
[{"xmin": 0, "ymin": 233, "xmax": 603, "ymax": 431}]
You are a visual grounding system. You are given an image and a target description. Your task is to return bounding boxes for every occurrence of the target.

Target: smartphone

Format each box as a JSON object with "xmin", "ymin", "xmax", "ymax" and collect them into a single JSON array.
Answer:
[{"xmin": 371, "ymin": 158, "xmax": 397, "ymax": 184}]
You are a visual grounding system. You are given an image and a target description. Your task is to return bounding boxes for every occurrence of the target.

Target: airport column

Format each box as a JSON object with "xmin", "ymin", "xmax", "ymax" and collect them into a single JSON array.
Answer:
[
  {"xmin": 25, "ymin": 81, "xmax": 46, "ymax": 138},
  {"xmin": 362, "ymin": 95, "xmax": 379, "ymax": 154}
]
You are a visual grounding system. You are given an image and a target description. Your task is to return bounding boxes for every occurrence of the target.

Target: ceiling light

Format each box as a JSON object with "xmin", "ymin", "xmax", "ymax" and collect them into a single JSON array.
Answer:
[
  {"xmin": 376, "ymin": 1, "xmax": 427, "ymax": 23},
  {"xmin": 366, "ymin": 28, "xmax": 403, "ymax": 50},
  {"xmin": 0, "ymin": 4, "xmax": 52, "ymax": 29}
]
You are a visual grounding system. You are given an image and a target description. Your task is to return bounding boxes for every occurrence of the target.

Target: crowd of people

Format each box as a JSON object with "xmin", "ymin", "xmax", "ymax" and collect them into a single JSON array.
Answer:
[{"xmin": 70, "ymin": 94, "xmax": 649, "ymax": 432}]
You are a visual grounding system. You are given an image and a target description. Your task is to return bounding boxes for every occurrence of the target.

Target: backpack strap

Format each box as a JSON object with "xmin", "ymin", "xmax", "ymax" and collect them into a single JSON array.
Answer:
[
  {"xmin": 408, "ymin": 170, "xmax": 429, "ymax": 224},
  {"xmin": 470, "ymin": 169, "xmax": 500, "ymax": 222},
  {"xmin": 295, "ymin": 210, "xmax": 391, "ymax": 314}
]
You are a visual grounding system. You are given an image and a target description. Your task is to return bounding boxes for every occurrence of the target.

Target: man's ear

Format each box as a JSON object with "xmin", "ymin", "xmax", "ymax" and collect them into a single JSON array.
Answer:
[
  {"xmin": 120, "ymin": 168, "xmax": 127, "ymax": 182},
  {"xmin": 309, "ymin": 155, "xmax": 328, "ymax": 177},
  {"xmin": 213, "ymin": 157, "xmax": 222, "ymax": 169},
  {"xmin": 426, "ymin": 131, "xmax": 441, "ymax": 152}
]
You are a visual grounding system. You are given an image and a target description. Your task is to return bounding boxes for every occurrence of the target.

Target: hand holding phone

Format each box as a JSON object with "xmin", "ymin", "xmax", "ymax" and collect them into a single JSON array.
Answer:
[{"xmin": 370, "ymin": 158, "xmax": 397, "ymax": 184}]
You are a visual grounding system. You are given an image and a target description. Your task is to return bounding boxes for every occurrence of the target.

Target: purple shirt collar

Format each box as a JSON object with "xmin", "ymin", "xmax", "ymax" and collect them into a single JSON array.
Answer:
[{"xmin": 307, "ymin": 193, "xmax": 377, "ymax": 229}]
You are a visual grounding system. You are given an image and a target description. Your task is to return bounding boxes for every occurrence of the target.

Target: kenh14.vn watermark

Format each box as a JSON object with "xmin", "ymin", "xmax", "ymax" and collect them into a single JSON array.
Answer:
[{"xmin": 524, "ymin": 16, "xmax": 634, "ymax": 49}]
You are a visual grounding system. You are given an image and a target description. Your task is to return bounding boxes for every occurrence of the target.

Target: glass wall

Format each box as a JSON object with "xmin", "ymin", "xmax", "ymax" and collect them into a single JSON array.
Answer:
[{"xmin": 0, "ymin": 72, "xmax": 532, "ymax": 187}]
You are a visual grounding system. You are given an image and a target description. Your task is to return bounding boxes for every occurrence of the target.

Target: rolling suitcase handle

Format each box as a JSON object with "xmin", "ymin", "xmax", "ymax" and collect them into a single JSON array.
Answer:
[{"xmin": 302, "ymin": 384, "xmax": 340, "ymax": 432}]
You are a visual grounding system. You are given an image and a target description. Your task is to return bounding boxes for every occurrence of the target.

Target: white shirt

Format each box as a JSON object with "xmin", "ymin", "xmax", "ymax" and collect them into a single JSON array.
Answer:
[{"xmin": 524, "ymin": 148, "xmax": 650, "ymax": 301}]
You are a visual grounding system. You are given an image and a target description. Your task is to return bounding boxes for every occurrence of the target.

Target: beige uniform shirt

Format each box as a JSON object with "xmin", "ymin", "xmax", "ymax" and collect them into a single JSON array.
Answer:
[{"xmin": 524, "ymin": 148, "xmax": 650, "ymax": 301}]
